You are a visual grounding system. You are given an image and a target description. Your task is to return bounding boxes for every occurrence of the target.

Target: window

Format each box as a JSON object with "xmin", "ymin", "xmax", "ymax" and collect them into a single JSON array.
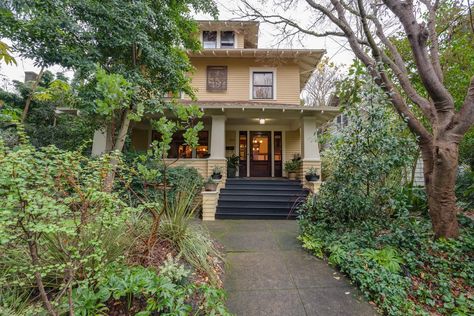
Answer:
[
  {"xmin": 151, "ymin": 131, "xmax": 209, "ymax": 158},
  {"xmin": 203, "ymin": 31, "xmax": 217, "ymax": 48},
  {"xmin": 220, "ymin": 31, "xmax": 234, "ymax": 48},
  {"xmin": 207, "ymin": 66, "xmax": 227, "ymax": 91},
  {"xmin": 252, "ymin": 72, "xmax": 274, "ymax": 99}
]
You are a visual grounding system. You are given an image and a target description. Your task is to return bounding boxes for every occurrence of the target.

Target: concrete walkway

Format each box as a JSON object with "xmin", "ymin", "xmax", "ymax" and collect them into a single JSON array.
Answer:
[{"xmin": 204, "ymin": 220, "xmax": 377, "ymax": 316}]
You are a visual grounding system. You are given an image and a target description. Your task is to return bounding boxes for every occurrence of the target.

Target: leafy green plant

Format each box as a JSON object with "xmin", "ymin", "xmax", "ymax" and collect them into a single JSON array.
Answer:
[
  {"xmin": 298, "ymin": 234, "xmax": 324, "ymax": 258},
  {"xmin": 159, "ymin": 255, "xmax": 191, "ymax": 285},
  {"xmin": 0, "ymin": 134, "xmax": 133, "ymax": 315},
  {"xmin": 303, "ymin": 71, "xmax": 416, "ymax": 225},
  {"xmin": 362, "ymin": 247, "xmax": 404, "ymax": 273},
  {"xmin": 284, "ymin": 160, "xmax": 301, "ymax": 173},
  {"xmin": 159, "ymin": 180, "xmax": 221, "ymax": 283},
  {"xmin": 70, "ymin": 264, "xmax": 230, "ymax": 316}
]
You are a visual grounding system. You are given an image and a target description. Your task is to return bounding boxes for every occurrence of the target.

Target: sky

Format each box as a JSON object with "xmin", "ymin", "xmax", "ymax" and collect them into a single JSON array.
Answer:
[{"xmin": 0, "ymin": 0, "xmax": 354, "ymax": 86}]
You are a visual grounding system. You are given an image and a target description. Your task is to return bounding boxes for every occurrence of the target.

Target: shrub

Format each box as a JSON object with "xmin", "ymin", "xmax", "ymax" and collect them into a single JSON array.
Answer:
[
  {"xmin": 69, "ymin": 264, "xmax": 230, "ymax": 315},
  {"xmin": 159, "ymin": 180, "xmax": 221, "ymax": 284},
  {"xmin": 298, "ymin": 204, "xmax": 474, "ymax": 315},
  {"xmin": 303, "ymin": 73, "xmax": 416, "ymax": 224},
  {"xmin": 0, "ymin": 137, "xmax": 134, "ymax": 314}
]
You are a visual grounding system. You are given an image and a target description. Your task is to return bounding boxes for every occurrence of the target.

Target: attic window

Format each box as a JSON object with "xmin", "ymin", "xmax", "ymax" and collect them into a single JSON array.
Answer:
[
  {"xmin": 203, "ymin": 31, "xmax": 217, "ymax": 48},
  {"xmin": 220, "ymin": 31, "xmax": 235, "ymax": 48}
]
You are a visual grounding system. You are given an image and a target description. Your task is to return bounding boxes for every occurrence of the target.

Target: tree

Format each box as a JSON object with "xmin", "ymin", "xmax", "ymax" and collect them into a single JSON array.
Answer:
[
  {"xmin": 303, "ymin": 56, "xmax": 343, "ymax": 107},
  {"xmin": 0, "ymin": 41, "xmax": 16, "ymax": 65},
  {"xmin": 1, "ymin": 0, "xmax": 218, "ymax": 187},
  {"xmin": 241, "ymin": 0, "xmax": 474, "ymax": 238}
]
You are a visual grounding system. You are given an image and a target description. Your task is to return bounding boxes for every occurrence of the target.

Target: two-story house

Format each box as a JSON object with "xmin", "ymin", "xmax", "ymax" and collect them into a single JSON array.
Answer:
[{"xmin": 94, "ymin": 20, "xmax": 340, "ymax": 219}]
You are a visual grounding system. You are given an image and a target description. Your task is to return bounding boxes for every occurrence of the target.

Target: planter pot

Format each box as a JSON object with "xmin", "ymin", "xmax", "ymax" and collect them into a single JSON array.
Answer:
[
  {"xmin": 227, "ymin": 167, "xmax": 237, "ymax": 178},
  {"xmin": 288, "ymin": 172, "xmax": 297, "ymax": 180},
  {"xmin": 211, "ymin": 173, "xmax": 222, "ymax": 180},
  {"xmin": 204, "ymin": 182, "xmax": 218, "ymax": 191},
  {"xmin": 305, "ymin": 174, "xmax": 320, "ymax": 182}
]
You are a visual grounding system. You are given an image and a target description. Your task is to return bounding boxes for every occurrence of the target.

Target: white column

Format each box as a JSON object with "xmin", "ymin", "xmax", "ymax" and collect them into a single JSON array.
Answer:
[
  {"xmin": 302, "ymin": 117, "xmax": 320, "ymax": 160},
  {"xmin": 210, "ymin": 115, "xmax": 226, "ymax": 159},
  {"xmin": 91, "ymin": 129, "xmax": 107, "ymax": 156}
]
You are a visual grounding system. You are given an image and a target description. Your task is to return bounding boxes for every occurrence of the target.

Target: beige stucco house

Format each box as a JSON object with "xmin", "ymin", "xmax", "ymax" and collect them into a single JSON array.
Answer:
[{"xmin": 92, "ymin": 20, "xmax": 339, "ymax": 219}]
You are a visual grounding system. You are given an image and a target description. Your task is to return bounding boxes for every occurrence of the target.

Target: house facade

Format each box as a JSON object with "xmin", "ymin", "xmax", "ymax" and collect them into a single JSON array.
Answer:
[{"xmin": 92, "ymin": 20, "xmax": 339, "ymax": 219}]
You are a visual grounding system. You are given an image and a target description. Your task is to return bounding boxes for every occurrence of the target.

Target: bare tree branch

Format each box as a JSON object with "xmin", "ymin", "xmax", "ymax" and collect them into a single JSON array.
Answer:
[{"xmin": 383, "ymin": 0, "xmax": 454, "ymax": 116}]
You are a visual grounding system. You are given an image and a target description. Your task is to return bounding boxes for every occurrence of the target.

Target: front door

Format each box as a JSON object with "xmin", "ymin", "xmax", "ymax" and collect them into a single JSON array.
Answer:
[{"xmin": 250, "ymin": 131, "xmax": 271, "ymax": 177}]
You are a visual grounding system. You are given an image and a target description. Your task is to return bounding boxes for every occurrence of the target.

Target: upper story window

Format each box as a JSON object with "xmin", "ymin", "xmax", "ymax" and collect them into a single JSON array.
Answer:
[
  {"xmin": 202, "ymin": 31, "xmax": 235, "ymax": 48},
  {"xmin": 220, "ymin": 31, "xmax": 234, "ymax": 48},
  {"xmin": 252, "ymin": 71, "xmax": 274, "ymax": 99},
  {"xmin": 207, "ymin": 66, "xmax": 227, "ymax": 91},
  {"xmin": 203, "ymin": 31, "xmax": 217, "ymax": 48}
]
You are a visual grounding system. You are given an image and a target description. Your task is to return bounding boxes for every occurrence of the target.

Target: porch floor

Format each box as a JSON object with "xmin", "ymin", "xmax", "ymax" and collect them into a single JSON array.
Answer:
[{"xmin": 204, "ymin": 220, "xmax": 377, "ymax": 316}]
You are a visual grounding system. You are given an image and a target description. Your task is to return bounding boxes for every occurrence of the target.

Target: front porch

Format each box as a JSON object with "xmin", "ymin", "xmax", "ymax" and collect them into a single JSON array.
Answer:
[
  {"xmin": 124, "ymin": 104, "xmax": 338, "ymax": 183},
  {"xmin": 93, "ymin": 103, "xmax": 338, "ymax": 220}
]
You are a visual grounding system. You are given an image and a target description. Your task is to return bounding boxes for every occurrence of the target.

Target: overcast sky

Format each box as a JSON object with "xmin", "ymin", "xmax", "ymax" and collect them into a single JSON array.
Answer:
[{"xmin": 0, "ymin": 0, "xmax": 354, "ymax": 85}]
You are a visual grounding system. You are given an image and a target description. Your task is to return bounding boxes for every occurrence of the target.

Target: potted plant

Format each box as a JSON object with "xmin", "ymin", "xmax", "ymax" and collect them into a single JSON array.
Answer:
[
  {"xmin": 284, "ymin": 160, "xmax": 301, "ymax": 180},
  {"xmin": 226, "ymin": 154, "xmax": 240, "ymax": 178},
  {"xmin": 211, "ymin": 166, "xmax": 223, "ymax": 180},
  {"xmin": 204, "ymin": 177, "xmax": 218, "ymax": 191},
  {"xmin": 305, "ymin": 167, "xmax": 320, "ymax": 182}
]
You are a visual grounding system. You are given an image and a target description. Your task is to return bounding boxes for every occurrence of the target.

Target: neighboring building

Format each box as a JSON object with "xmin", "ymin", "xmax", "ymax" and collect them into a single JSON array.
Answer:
[{"xmin": 93, "ymin": 20, "xmax": 340, "ymax": 219}]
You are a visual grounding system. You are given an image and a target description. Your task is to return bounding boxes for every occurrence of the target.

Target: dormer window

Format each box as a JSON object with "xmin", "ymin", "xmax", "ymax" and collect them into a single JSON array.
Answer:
[
  {"xmin": 220, "ymin": 31, "xmax": 235, "ymax": 48},
  {"xmin": 202, "ymin": 31, "xmax": 235, "ymax": 48},
  {"xmin": 203, "ymin": 31, "xmax": 217, "ymax": 48}
]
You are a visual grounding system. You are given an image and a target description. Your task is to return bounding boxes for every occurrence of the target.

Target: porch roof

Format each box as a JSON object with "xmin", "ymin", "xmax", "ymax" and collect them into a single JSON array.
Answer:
[{"xmin": 181, "ymin": 100, "xmax": 340, "ymax": 127}]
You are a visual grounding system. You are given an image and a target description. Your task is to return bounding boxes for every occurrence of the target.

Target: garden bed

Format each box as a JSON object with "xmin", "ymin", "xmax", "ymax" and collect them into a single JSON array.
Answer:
[{"xmin": 298, "ymin": 211, "xmax": 474, "ymax": 315}]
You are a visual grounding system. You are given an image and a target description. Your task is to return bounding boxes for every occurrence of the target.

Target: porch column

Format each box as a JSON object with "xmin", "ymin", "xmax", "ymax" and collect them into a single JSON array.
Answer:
[
  {"xmin": 302, "ymin": 117, "xmax": 320, "ymax": 160},
  {"xmin": 301, "ymin": 117, "xmax": 322, "ymax": 189},
  {"xmin": 91, "ymin": 129, "xmax": 108, "ymax": 156},
  {"xmin": 210, "ymin": 115, "xmax": 226, "ymax": 159}
]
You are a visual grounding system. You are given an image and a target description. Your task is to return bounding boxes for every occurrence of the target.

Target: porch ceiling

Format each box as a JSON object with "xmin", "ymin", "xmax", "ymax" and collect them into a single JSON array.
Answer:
[{"xmin": 197, "ymin": 104, "xmax": 340, "ymax": 127}]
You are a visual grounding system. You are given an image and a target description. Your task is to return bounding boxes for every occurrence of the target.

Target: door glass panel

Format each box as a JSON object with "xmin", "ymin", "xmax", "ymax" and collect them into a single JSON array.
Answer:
[
  {"xmin": 274, "ymin": 132, "xmax": 282, "ymax": 161},
  {"xmin": 239, "ymin": 131, "xmax": 247, "ymax": 177},
  {"xmin": 239, "ymin": 132, "xmax": 247, "ymax": 161},
  {"xmin": 251, "ymin": 134, "xmax": 269, "ymax": 161}
]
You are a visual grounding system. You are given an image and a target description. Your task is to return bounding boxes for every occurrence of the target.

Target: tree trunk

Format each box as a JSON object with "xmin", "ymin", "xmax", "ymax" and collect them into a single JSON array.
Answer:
[
  {"xmin": 422, "ymin": 139, "xmax": 460, "ymax": 238},
  {"xmin": 28, "ymin": 240, "xmax": 57, "ymax": 316},
  {"xmin": 103, "ymin": 110, "xmax": 130, "ymax": 192},
  {"xmin": 21, "ymin": 66, "xmax": 45, "ymax": 123}
]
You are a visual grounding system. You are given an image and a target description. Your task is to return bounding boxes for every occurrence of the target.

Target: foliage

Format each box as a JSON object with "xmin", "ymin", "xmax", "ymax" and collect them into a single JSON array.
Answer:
[
  {"xmin": 226, "ymin": 154, "xmax": 240, "ymax": 169},
  {"xmin": 0, "ymin": 40, "xmax": 16, "ymax": 65},
  {"xmin": 459, "ymin": 127, "xmax": 474, "ymax": 170},
  {"xmin": 299, "ymin": 203, "xmax": 474, "ymax": 315},
  {"xmin": 159, "ymin": 180, "xmax": 221, "ymax": 283},
  {"xmin": 0, "ymin": 74, "xmax": 96, "ymax": 151},
  {"xmin": 284, "ymin": 155, "xmax": 302, "ymax": 173},
  {"xmin": 212, "ymin": 165, "xmax": 224, "ymax": 175},
  {"xmin": 456, "ymin": 168, "xmax": 474, "ymax": 210},
  {"xmin": 305, "ymin": 167, "xmax": 319, "ymax": 176},
  {"xmin": 312, "ymin": 70, "xmax": 417, "ymax": 223},
  {"xmin": 1, "ymin": 0, "xmax": 217, "ymax": 154},
  {"xmin": 361, "ymin": 247, "xmax": 404, "ymax": 273},
  {"xmin": 70, "ymin": 264, "xmax": 230, "ymax": 315},
  {"xmin": 0, "ymin": 131, "xmax": 134, "ymax": 314}
]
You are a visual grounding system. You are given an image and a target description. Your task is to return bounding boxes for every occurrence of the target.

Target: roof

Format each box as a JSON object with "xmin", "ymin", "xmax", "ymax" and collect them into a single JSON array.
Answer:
[
  {"xmin": 179, "ymin": 100, "xmax": 340, "ymax": 126},
  {"xmin": 196, "ymin": 20, "xmax": 260, "ymax": 48},
  {"xmin": 187, "ymin": 48, "xmax": 325, "ymax": 89}
]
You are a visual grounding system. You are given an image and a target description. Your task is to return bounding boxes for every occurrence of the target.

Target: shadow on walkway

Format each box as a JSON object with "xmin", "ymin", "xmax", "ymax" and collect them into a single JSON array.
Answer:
[{"xmin": 204, "ymin": 220, "xmax": 378, "ymax": 316}]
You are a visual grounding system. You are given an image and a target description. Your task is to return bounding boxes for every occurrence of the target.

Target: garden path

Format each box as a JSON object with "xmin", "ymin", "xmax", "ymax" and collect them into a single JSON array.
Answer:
[{"xmin": 204, "ymin": 220, "xmax": 378, "ymax": 316}]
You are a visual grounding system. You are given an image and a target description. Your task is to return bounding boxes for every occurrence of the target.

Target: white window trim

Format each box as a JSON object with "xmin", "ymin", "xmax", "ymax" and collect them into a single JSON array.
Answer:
[
  {"xmin": 249, "ymin": 67, "xmax": 277, "ymax": 101},
  {"xmin": 201, "ymin": 31, "xmax": 235, "ymax": 49}
]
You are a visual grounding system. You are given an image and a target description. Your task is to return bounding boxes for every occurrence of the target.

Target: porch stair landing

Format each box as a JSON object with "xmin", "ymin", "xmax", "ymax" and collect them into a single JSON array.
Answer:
[{"xmin": 215, "ymin": 178, "xmax": 309, "ymax": 219}]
